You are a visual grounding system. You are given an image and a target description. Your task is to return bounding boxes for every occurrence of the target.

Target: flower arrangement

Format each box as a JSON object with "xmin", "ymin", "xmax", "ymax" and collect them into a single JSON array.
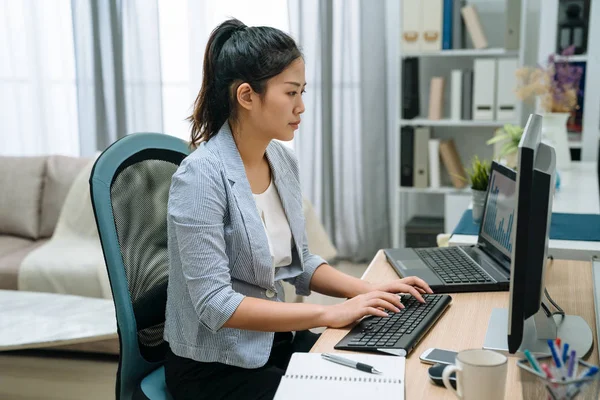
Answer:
[{"xmin": 515, "ymin": 45, "xmax": 583, "ymax": 113}]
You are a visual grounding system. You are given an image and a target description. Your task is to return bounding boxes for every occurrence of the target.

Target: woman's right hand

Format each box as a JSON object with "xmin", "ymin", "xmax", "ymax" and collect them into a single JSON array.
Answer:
[{"xmin": 320, "ymin": 291, "xmax": 405, "ymax": 329}]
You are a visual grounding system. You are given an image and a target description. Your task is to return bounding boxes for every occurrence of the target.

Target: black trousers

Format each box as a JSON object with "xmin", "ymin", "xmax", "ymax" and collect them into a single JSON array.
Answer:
[{"xmin": 164, "ymin": 330, "xmax": 320, "ymax": 400}]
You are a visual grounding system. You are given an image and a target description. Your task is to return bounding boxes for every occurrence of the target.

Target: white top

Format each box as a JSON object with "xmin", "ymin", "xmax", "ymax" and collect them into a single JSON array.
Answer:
[{"xmin": 253, "ymin": 179, "xmax": 293, "ymax": 268}]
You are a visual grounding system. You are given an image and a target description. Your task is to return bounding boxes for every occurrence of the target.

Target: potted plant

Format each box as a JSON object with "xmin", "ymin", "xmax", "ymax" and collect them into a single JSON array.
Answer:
[
  {"xmin": 465, "ymin": 156, "xmax": 491, "ymax": 224},
  {"xmin": 487, "ymin": 124, "xmax": 523, "ymax": 169},
  {"xmin": 515, "ymin": 45, "xmax": 583, "ymax": 170}
]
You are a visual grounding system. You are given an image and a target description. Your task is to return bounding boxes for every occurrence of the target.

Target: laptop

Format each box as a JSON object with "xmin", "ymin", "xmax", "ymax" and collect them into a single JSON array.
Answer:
[{"xmin": 384, "ymin": 161, "xmax": 516, "ymax": 293}]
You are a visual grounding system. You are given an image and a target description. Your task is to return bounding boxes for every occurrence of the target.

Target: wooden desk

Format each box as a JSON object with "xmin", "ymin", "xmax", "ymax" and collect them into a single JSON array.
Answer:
[{"xmin": 311, "ymin": 251, "xmax": 598, "ymax": 399}]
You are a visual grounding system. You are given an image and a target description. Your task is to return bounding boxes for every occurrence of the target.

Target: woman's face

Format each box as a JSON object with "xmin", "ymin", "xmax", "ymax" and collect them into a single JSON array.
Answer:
[{"xmin": 251, "ymin": 58, "xmax": 306, "ymax": 142}]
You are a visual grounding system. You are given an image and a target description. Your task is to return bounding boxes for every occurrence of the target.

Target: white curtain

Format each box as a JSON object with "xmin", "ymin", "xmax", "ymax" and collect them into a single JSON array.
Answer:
[
  {"xmin": 0, "ymin": 0, "xmax": 79, "ymax": 156},
  {"xmin": 289, "ymin": 0, "xmax": 391, "ymax": 261}
]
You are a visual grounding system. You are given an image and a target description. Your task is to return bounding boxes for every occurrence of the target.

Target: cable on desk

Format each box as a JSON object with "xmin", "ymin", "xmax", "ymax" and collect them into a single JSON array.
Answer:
[{"xmin": 545, "ymin": 256, "xmax": 565, "ymax": 317}]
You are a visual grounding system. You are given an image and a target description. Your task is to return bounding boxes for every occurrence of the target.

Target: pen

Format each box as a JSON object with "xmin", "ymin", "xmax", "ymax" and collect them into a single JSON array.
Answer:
[
  {"xmin": 561, "ymin": 343, "xmax": 569, "ymax": 364},
  {"xmin": 524, "ymin": 349, "xmax": 542, "ymax": 373},
  {"xmin": 567, "ymin": 350, "xmax": 576, "ymax": 379},
  {"xmin": 321, "ymin": 353, "xmax": 382, "ymax": 374},
  {"xmin": 547, "ymin": 339, "xmax": 566, "ymax": 380}
]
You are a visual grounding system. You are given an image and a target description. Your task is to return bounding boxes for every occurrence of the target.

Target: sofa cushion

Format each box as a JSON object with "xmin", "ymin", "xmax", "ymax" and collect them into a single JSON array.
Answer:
[
  {"xmin": 0, "ymin": 156, "xmax": 46, "ymax": 239},
  {"xmin": 0, "ymin": 235, "xmax": 48, "ymax": 290},
  {"xmin": 40, "ymin": 156, "xmax": 92, "ymax": 238}
]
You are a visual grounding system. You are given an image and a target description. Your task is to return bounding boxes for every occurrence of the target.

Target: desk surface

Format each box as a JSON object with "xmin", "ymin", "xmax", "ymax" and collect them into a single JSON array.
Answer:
[
  {"xmin": 449, "ymin": 162, "xmax": 600, "ymax": 260},
  {"xmin": 311, "ymin": 251, "xmax": 598, "ymax": 400}
]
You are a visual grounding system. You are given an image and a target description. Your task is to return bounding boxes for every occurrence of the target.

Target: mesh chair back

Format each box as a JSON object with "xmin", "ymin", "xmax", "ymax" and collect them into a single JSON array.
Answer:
[{"xmin": 90, "ymin": 134, "xmax": 189, "ymax": 399}]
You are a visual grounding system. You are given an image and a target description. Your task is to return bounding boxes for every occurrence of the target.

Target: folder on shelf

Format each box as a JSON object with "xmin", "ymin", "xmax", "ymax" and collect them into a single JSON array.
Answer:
[
  {"xmin": 442, "ymin": 0, "xmax": 453, "ymax": 50},
  {"xmin": 504, "ymin": 0, "xmax": 521, "ymax": 50},
  {"xmin": 461, "ymin": 5, "xmax": 488, "ymax": 49},
  {"xmin": 439, "ymin": 139, "xmax": 467, "ymax": 189},
  {"xmin": 428, "ymin": 77, "xmax": 445, "ymax": 120},
  {"xmin": 413, "ymin": 127, "xmax": 431, "ymax": 188},
  {"xmin": 400, "ymin": 127, "xmax": 415, "ymax": 187},
  {"xmin": 450, "ymin": 70, "xmax": 462, "ymax": 120},
  {"xmin": 496, "ymin": 58, "xmax": 519, "ymax": 121},
  {"xmin": 428, "ymin": 139, "xmax": 441, "ymax": 188},
  {"xmin": 461, "ymin": 69, "xmax": 473, "ymax": 120},
  {"xmin": 472, "ymin": 58, "xmax": 496, "ymax": 120},
  {"xmin": 421, "ymin": 0, "xmax": 443, "ymax": 52},
  {"xmin": 401, "ymin": 0, "xmax": 421, "ymax": 52},
  {"xmin": 402, "ymin": 57, "xmax": 420, "ymax": 119}
]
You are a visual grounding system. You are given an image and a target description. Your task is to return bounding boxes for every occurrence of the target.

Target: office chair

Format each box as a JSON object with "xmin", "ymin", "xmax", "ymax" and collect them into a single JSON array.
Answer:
[{"xmin": 89, "ymin": 133, "xmax": 190, "ymax": 400}]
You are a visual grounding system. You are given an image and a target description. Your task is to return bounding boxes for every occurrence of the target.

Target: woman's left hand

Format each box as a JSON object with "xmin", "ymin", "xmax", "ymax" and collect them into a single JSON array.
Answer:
[{"xmin": 368, "ymin": 277, "xmax": 433, "ymax": 303}]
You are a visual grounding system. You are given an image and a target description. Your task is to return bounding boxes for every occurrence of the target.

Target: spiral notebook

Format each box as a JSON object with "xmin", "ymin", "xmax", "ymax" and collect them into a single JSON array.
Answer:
[{"xmin": 274, "ymin": 353, "xmax": 405, "ymax": 400}]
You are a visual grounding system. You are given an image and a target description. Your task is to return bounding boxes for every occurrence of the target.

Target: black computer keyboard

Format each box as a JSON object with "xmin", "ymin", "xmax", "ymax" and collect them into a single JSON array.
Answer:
[
  {"xmin": 415, "ymin": 247, "xmax": 493, "ymax": 284},
  {"xmin": 334, "ymin": 294, "xmax": 451, "ymax": 355}
]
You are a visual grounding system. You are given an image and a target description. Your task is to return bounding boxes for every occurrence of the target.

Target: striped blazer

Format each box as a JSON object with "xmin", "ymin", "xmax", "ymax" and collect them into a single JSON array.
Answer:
[{"xmin": 164, "ymin": 122, "xmax": 327, "ymax": 368}]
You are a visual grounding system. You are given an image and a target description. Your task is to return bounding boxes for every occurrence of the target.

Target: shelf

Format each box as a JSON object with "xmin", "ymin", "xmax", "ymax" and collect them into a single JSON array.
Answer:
[
  {"xmin": 399, "ymin": 118, "xmax": 517, "ymax": 127},
  {"xmin": 553, "ymin": 54, "xmax": 588, "ymax": 63},
  {"xmin": 398, "ymin": 186, "xmax": 470, "ymax": 194},
  {"xmin": 569, "ymin": 141, "xmax": 583, "ymax": 150},
  {"xmin": 401, "ymin": 48, "xmax": 519, "ymax": 58}
]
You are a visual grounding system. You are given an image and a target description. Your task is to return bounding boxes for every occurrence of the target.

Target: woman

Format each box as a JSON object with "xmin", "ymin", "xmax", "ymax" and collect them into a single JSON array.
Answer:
[{"xmin": 163, "ymin": 18, "xmax": 432, "ymax": 400}]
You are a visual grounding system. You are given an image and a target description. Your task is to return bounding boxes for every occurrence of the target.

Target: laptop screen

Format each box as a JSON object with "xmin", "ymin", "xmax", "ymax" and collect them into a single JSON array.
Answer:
[{"xmin": 479, "ymin": 164, "xmax": 517, "ymax": 259}]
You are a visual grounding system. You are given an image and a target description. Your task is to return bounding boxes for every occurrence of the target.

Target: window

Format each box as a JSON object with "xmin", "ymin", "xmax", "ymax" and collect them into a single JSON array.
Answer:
[{"xmin": 158, "ymin": 0, "xmax": 294, "ymax": 149}]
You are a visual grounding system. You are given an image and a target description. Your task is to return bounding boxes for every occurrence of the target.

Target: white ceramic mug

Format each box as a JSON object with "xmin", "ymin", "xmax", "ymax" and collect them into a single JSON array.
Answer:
[{"xmin": 442, "ymin": 349, "xmax": 508, "ymax": 400}]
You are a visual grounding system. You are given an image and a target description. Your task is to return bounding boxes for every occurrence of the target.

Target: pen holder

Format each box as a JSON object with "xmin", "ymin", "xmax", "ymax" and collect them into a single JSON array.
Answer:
[{"xmin": 517, "ymin": 355, "xmax": 600, "ymax": 400}]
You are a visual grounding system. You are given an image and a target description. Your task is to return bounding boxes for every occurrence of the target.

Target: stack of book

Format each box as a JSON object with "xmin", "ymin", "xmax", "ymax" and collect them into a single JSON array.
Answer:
[
  {"xmin": 400, "ymin": 128, "xmax": 467, "ymax": 190},
  {"xmin": 401, "ymin": 0, "xmax": 521, "ymax": 52}
]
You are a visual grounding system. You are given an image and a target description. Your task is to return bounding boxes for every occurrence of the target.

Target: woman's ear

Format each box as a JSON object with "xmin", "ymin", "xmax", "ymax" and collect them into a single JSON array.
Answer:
[{"xmin": 236, "ymin": 83, "xmax": 254, "ymax": 111}]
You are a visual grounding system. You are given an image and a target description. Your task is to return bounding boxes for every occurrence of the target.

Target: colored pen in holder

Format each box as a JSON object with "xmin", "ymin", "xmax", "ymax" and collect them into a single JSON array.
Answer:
[{"xmin": 517, "ymin": 355, "xmax": 600, "ymax": 400}]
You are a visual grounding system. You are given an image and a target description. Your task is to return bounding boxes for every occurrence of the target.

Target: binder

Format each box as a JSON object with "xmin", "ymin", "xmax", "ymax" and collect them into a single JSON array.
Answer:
[
  {"xmin": 401, "ymin": 0, "xmax": 421, "ymax": 52},
  {"xmin": 428, "ymin": 77, "xmax": 444, "ymax": 120},
  {"xmin": 504, "ymin": 0, "xmax": 521, "ymax": 50},
  {"xmin": 472, "ymin": 59, "xmax": 496, "ymax": 120},
  {"xmin": 442, "ymin": 0, "xmax": 453, "ymax": 50},
  {"xmin": 428, "ymin": 139, "xmax": 441, "ymax": 188},
  {"xmin": 450, "ymin": 70, "xmax": 462, "ymax": 120},
  {"xmin": 400, "ymin": 127, "xmax": 415, "ymax": 187},
  {"xmin": 496, "ymin": 58, "xmax": 519, "ymax": 121},
  {"xmin": 452, "ymin": 0, "xmax": 466, "ymax": 49},
  {"xmin": 461, "ymin": 69, "xmax": 473, "ymax": 120},
  {"xmin": 402, "ymin": 57, "xmax": 420, "ymax": 119},
  {"xmin": 413, "ymin": 127, "xmax": 431, "ymax": 188},
  {"xmin": 461, "ymin": 5, "xmax": 488, "ymax": 49},
  {"xmin": 421, "ymin": 0, "xmax": 443, "ymax": 52}
]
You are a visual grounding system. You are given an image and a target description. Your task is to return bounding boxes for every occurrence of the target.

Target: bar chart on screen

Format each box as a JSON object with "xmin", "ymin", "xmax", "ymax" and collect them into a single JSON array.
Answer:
[{"xmin": 482, "ymin": 172, "xmax": 516, "ymax": 254}]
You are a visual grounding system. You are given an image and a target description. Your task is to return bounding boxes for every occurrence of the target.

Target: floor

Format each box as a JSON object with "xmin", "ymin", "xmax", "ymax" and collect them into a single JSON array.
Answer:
[{"xmin": 0, "ymin": 261, "xmax": 368, "ymax": 400}]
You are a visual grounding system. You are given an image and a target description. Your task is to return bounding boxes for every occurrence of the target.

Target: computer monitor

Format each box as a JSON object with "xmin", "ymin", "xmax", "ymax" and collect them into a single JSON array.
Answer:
[{"xmin": 483, "ymin": 113, "xmax": 593, "ymax": 356}]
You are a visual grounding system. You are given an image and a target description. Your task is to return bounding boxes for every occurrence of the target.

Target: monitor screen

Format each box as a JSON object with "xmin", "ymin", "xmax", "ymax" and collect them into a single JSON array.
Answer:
[{"xmin": 479, "ymin": 169, "xmax": 516, "ymax": 258}]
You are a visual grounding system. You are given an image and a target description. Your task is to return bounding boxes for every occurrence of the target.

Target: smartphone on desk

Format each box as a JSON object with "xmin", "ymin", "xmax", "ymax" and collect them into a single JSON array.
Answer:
[{"xmin": 419, "ymin": 348, "xmax": 458, "ymax": 365}]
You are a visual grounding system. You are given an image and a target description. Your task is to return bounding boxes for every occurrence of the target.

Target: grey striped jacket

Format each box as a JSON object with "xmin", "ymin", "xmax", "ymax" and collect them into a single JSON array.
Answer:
[{"xmin": 164, "ymin": 122, "xmax": 327, "ymax": 368}]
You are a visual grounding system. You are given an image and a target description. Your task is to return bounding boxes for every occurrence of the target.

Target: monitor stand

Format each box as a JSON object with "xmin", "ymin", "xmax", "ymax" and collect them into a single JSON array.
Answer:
[{"xmin": 483, "ymin": 307, "xmax": 593, "ymax": 356}]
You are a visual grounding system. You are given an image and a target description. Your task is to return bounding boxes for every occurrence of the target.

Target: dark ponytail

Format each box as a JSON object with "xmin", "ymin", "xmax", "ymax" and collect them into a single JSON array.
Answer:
[{"xmin": 188, "ymin": 18, "xmax": 302, "ymax": 147}]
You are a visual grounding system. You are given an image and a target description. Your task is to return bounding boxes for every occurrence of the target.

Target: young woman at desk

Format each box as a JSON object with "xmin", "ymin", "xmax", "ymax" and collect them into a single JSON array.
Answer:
[{"xmin": 163, "ymin": 19, "xmax": 433, "ymax": 400}]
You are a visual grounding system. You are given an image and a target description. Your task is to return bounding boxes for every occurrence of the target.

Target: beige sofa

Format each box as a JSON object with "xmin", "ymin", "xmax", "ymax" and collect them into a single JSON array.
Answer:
[{"xmin": 0, "ymin": 156, "xmax": 91, "ymax": 290}]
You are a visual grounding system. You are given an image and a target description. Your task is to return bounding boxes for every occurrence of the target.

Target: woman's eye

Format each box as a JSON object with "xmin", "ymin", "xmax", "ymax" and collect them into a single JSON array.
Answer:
[{"xmin": 289, "ymin": 91, "xmax": 297, "ymax": 96}]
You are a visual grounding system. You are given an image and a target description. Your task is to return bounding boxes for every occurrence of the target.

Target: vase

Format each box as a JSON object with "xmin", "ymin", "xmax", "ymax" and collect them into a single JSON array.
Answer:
[
  {"xmin": 472, "ymin": 189, "xmax": 487, "ymax": 224},
  {"xmin": 541, "ymin": 112, "xmax": 571, "ymax": 170}
]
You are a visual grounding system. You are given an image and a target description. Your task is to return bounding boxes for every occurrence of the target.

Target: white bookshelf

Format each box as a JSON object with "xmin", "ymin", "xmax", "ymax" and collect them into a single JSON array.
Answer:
[
  {"xmin": 402, "ymin": 48, "xmax": 518, "ymax": 58},
  {"xmin": 399, "ymin": 118, "xmax": 518, "ymax": 127},
  {"xmin": 385, "ymin": 0, "xmax": 530, "ymax": 248},
  {"xmin": 538, "ymin": 0, "xmax": 600, "ymax": 162},
  {"xmin": 398, "ymin": 186, "xmax": 470, "ymax": 195}
]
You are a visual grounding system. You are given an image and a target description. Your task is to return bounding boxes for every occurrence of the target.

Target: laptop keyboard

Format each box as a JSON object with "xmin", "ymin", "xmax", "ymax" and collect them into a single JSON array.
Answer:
[
  {"xmin": 343, "ymin": 294, "xmax": 447, "ymax": 349},
  {"xmin": 415, "ymin": 247, "xmax": 493, "ymax": 284}
]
